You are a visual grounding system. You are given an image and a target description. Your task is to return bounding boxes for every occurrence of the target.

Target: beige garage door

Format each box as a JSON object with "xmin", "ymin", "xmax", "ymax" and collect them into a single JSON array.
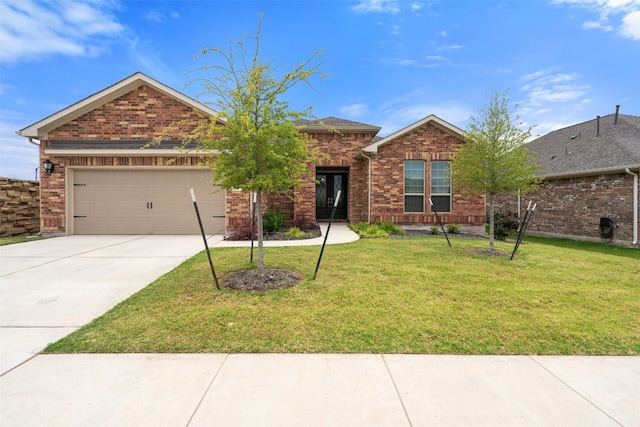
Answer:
[{"xmin": 72, "ymin": 169, "xmax": 225, "ymax": 235}]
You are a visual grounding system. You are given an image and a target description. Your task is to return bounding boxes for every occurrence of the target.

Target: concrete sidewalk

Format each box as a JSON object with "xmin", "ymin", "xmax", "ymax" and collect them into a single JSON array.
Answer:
[{"xmin": 1, "ymin": 353, "xmax": 638, "ymax": 426}]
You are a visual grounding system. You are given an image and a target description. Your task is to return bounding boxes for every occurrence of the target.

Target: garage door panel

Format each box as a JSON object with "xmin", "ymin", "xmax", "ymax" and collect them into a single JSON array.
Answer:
[{"xmin": 73, "ymin": 170, "xmax": 225, "ymax": 235}]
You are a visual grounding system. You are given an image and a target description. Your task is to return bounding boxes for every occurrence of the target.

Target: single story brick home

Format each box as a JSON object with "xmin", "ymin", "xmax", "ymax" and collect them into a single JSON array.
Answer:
[
  {"xmin": 495, "ymin": 108, "xmax": 639, "ymax": 246},
  {"xmin": 17, "ymin": 72, "xmax": 485, "ymax": 236}
]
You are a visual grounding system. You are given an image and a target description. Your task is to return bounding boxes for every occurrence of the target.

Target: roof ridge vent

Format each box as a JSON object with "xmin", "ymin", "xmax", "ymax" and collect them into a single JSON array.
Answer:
[{"xmin": 615, "ymin": 105, "xmax": 620, "ymax": 124}]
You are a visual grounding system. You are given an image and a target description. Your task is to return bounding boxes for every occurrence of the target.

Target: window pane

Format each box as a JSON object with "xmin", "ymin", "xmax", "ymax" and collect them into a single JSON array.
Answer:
[
  {"xmin": 431, "ymin": 161, "xmax": 451, "ymax": 194},
  {"xmin": 405, "ymin": 195, "xmax": 424, "ymax": 212},
  {"xmin": 430, "ymin": 195, "xmax": 450, "ymax": 213},
  {"xmin": 404, "ymin": 161, "xmax": 424, "ymax": 193}
]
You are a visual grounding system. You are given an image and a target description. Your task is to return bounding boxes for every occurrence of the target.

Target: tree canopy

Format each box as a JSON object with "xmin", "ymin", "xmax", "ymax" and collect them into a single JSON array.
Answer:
[
  {"xmin": 452, "ymin": 89, "xmax": 540, "ymax": 250},
  {"xmin": 179, "ymin": 15, "xmax": 327, "ymax": 271}
]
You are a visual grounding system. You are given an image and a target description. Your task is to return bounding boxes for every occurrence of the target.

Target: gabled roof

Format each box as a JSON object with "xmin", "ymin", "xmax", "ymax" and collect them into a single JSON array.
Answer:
[
  {"xmin": 295, "ymin": 116, "xmax": 381, "ymax": 133},
  {"xmin": 527, "ymin": 113, "xmax": 640, "ymax": 178},
  {"xmin": 17, "ymin": 72, "xmax": 220, "ymax": 139},
  {"xmin": 362, "ymin": 114, "xmax": 465, "ymax": 154}
]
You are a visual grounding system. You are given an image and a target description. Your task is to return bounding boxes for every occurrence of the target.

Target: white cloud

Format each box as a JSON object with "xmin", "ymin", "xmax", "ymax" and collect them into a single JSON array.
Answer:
[
  {"xmin": 0, "ymin": 0, "xmax": 124, "ymax": 63},
  {"xmin": 582, "ymin": 20, "xmax": 613, "ymax": 30},
  {"xmin": 517, "ymin": 70, "xmax": 596, "ymax": 135},
  {"xmin": 350, "ymin": 0, "xmax": 401, "ymax": 14},
  {"xmin": 376, "ymin": 92, "xmax": 472, "ymax": 135},
  {"xmin": 0, "ymin": 112, "xmax": 39, "ymax": 180},
  {"xmin": 621, "ymin": 10, "xmax": 640, "ymax": 38},
  {"xmin": 340, "ymin": 103, "xmax": 370, "ymax": 118},
  {"xmin": 144, "ymin": 9, "xmax": 166, "ymax": 23},
  {"xmin": 143, "ymin": 8, "xmax": 180, "ymax": 23},
  {"xmin": 554, "ymin": 0, "xmax": 640, "ymax": 40},
  {"xmin": 126, "ymin": 37, "xmax": 177, "ymax": 84},
  {"xmin": 519, "ymin": 70, "xmax": 590, "ymax": 107}
]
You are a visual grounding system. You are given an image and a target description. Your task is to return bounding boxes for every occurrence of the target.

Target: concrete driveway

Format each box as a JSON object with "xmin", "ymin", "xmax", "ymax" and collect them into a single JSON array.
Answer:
[{"xmin": 0, "ymin": 235, "xmax": 221, "ymax": 374}]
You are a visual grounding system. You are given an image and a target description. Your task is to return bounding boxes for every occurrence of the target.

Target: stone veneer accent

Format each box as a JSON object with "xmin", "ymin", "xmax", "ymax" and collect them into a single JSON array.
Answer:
[{"xmin": 0, "ymin": 177, "xmax": 40, "ymax": 236}]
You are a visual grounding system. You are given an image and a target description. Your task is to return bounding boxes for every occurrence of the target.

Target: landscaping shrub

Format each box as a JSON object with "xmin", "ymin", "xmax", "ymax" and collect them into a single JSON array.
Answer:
[
  {"xmin": 447, "ymin": 224, "xmax": 461, "ymax": 234},
  {"xmin": 377, "ymin": 222, "xmax": 406, "ymax": 235},
  {"xmin": 492, "ymin": 209, "xmax": 520, "ymax": 240},
  {"xmin": 290, "ymin": 214, "xmax": 315, "ymax": 230},
  {"xmin": 284, "ymin": 226, "xmax": 306, "ymax": 239},
  {"xmin": 430, "ymin": 226, "xmax": 440, "ymax": 235},
  {"xmin": 263, "ymin": 209, "xmax": 285, "ymax": 233},
  {"xmin": 349, "ymin": 222, "xmax": 389, "ymax": 238},
  {"xmin": 228, "ymin": 222, "xmax": 256, "ymax": 241}
]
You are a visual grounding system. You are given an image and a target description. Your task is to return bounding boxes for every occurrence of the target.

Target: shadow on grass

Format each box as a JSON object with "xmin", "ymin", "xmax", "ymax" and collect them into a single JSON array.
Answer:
[{"xmin": 524, "ymin": 236, "xmax": 639, "ymax": 260}]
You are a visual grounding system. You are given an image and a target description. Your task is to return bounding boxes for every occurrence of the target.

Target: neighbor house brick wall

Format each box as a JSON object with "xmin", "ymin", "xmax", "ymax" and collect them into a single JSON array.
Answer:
[
  {"xmin": 493, "ymin": 173, "xmax": 638, "ymax": 244},
  {"xmin": 39, "ymin": 85, "xmax": 210, "ymax": 234},
  {"xmin": 370, "ymin": 123, "xmax": 485, "ymax": 228},
  {"xmin": 0, "ymin": 177, "xmax": 40, "ymax": 236}
]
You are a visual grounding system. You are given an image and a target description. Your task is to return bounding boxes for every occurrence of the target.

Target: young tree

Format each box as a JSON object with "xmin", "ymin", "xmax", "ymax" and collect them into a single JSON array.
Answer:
[
  {"xmin": 183, "ymin": 15, "xmax": 326, "ymax": 272},
  {"xmin": 452, "ymin": 90, "xmax": 540, "ymax": 251}
]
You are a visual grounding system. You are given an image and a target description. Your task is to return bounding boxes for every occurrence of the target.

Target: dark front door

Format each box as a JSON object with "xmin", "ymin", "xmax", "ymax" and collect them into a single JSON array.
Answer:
[{"xmin": 316, "ymin": 173, "xmax": 348, "ymax": 220}]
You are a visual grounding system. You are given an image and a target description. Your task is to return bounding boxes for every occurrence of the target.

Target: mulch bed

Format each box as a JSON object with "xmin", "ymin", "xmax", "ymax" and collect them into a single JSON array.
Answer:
[
  {"xmin": 466, "ymin": 248, "xmax": 514, "ymax": 257},
  {"xmin": 225, "ymin": 224, "xmax": 322, "ymax": 241},
  {"xmin": 393, "ymin": 229, "xmax": 488, "ymax": 240},
  {"xmin": 223, "ymin": 268, "xmax": 302, "ymax": 292}
]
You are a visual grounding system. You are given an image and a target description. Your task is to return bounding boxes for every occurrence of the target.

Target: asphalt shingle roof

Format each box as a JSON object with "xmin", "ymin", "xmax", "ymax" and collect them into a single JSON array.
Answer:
[
  {"xmin": 47, "ymin": 140, "xmax": 189, "ymax": 150},
  {"xmin": 295, "ymin": 116, "xmax": 381, "ymax": 133},
  {"xmin": 527, "ymin": 113, "xmax": 640, "ymax": 177}
]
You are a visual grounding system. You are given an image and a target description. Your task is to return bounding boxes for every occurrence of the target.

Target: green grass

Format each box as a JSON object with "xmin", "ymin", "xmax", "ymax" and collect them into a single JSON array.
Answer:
[
  {"xmin": 0, "ymin": 235, "xmax": 44, "ymax": 246},
  {"xmin": 44, "ymin": 237, "xmax": 640, "ymax": 355}
]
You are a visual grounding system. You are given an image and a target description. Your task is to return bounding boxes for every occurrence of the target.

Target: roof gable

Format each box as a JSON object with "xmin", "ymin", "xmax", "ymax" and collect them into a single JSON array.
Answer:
[
  {"xmin": 363, "ymin": 114, "xmax": 465, "ymax": 153},
  {"xmin": 17, "ymin": 72, "xmax": 220, "ymax": 139},
  {"xmin": 527, "ymin": 113, "xmax": 640, "ymax": 178}
]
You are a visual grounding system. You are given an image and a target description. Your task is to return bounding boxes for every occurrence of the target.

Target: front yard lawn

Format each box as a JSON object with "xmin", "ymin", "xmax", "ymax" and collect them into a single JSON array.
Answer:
[{"xmin": 45, "ymin": 237, "xmax": 639, "ymax": 355}]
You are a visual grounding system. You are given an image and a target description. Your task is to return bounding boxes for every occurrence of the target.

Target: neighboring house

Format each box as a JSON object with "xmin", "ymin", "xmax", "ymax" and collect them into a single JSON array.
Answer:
[
  {"xmin": 496, "ymin": 109, "xmax": 640, "ymax": 246},
  {"xmin": 17, "ymin": 72, "xmax": 485, "ymax": 236}
]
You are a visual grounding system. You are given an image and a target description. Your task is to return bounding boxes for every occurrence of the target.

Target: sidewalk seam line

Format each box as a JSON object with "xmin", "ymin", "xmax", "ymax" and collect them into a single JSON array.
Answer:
[
  {"xmin": 382, "ymin": 354, "xmax": 414, "ymax": 427},
  {"xmin": 528, "ymin": 356, "xmax": 624, "ymax": 427},
  {"xmin": 186, "ymin": 353, "xmax": 230, "ymax": 426}
]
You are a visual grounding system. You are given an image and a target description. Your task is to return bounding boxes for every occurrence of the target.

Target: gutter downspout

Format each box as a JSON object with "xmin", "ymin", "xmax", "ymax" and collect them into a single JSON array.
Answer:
[
  {"xmin": 26, "ymin": 137, "xmax": 43, "ymax": 235},
  {"xmin": 360, "ymin": 150, "xmax": 372, "ymax": 223},
  {"xmin": 625, "ymin": 168, "xmax": 638, "ymax": 246}
]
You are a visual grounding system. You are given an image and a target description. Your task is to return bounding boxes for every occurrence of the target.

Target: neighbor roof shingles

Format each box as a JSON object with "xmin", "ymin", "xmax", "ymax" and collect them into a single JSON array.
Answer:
[{"xmin": 527, "ymin": 113, "xmax": 640, "ymax": 177}]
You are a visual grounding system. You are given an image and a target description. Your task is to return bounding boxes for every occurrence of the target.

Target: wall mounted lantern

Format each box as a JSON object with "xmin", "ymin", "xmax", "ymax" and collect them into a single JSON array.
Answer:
[{"xmin": 43, "ymin": 159, "xmax": 55, "ymax": 174}]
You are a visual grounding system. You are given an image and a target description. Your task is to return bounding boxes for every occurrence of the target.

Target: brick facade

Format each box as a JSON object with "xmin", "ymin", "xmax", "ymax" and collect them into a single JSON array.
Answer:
[
  {"xmin": 40, "ymin": 85, "xmax": 209, "ymax": 234},
  {"xmin": 31, "ymin": 75, "xmax": 486, "ymax": 235},
  {"xmin": 370, "ymin": 123, "xmax": 485, "ymax": 229},
  {"xmin": 493, "ymin": 173, "xmax": 638, "ymax": 245}
]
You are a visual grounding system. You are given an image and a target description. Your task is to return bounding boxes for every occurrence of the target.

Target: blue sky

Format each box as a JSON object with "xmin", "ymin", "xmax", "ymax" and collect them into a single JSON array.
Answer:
[{"xmin": 1, "ymin": 0, "xmax": 639, "ymax": 180}]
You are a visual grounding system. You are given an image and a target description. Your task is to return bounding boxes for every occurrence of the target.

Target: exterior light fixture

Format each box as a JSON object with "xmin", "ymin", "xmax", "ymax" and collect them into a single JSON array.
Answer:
[{"xmin": 43, "ymin": 159, "xmax": 55, "ymax": 174}]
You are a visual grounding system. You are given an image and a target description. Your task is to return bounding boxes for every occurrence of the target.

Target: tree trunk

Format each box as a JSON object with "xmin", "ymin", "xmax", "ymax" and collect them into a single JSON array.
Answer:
[
  {"xmin": 256, "ymin": 189, "xmax": 265, "ymax": 271},
  {"xmin": 488, "ymin": 193, "xmax": 495, "ymax": 252}
]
